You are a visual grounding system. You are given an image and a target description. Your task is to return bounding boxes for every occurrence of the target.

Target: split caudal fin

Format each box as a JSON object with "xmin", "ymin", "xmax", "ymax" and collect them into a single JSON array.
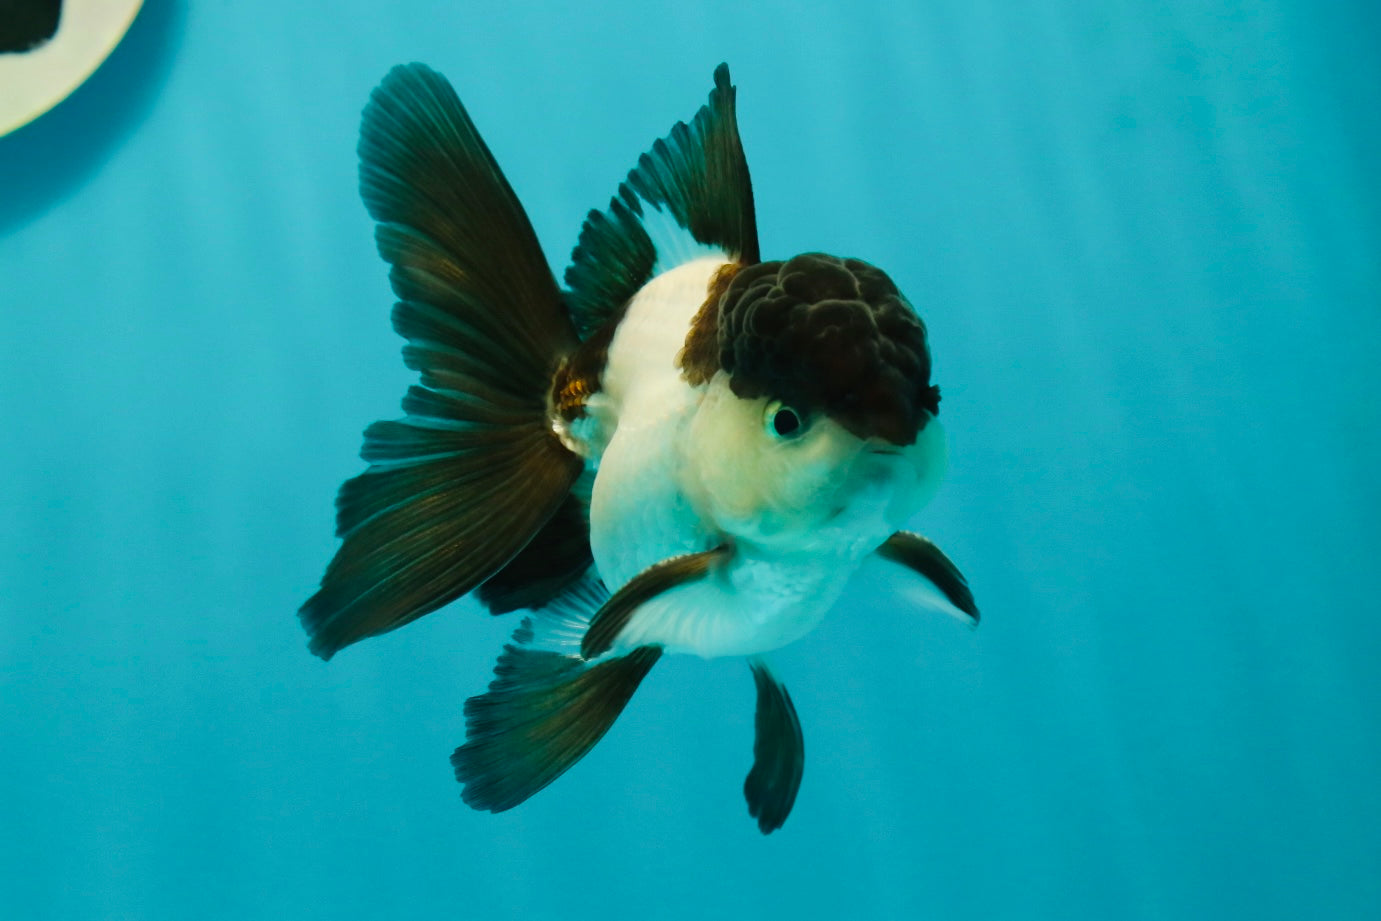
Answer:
[
  {"xmin": 299, "ymin": 64, "xmax": 583, "ymax": 659},
  {"xmin": 454, "ymin": 580, "xmax": 661, "ymax": 811}
]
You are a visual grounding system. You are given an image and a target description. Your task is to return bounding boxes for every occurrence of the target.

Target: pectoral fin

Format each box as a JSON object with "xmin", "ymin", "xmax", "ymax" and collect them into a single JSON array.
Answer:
[
  {"xmin": 744, "ymin": 660, "xmax": 804, "ymax": 834},
  {"xmin": 580, "ymin": 545, "xmax": 731, "ymax": 659},
  {"xmin": 876, "ymin": 531, "xmax": 980, "ymax": 625}
]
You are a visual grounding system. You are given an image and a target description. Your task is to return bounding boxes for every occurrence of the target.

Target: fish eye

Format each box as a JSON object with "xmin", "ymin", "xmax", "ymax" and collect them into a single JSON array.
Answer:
[{"xmin": 764, "ymin": 401, "xmax": 807, "ymax": 439}]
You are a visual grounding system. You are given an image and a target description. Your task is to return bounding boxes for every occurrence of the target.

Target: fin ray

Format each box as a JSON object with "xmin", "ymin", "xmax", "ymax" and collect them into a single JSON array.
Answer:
[{"xmin": 301, "ymin": 442, "xmax": 579, "ymax": 659}]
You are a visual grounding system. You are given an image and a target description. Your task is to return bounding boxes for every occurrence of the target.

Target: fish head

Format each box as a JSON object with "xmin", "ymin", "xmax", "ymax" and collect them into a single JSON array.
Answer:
[{"xmin": 681, "ymin": 253, "xmax": 947, "ymax": 555}]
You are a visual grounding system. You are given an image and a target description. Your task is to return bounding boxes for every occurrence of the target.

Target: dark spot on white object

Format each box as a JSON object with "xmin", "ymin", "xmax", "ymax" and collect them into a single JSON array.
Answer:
[{"xmin": 0, "ymin": 0, "xmax": 62, "ymax": 54}]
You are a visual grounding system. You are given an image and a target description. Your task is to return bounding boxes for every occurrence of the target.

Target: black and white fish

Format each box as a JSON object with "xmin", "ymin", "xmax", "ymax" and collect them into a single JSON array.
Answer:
[{"xmin": 300, "ymin": 62, "xmax": 979, "ymax": 834}]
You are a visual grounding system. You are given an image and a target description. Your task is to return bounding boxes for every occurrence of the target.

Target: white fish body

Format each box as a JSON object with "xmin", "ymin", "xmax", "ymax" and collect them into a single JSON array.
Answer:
[{"xmin": 570, "ymin": 257, "xmax": 948, "ymax": 658}]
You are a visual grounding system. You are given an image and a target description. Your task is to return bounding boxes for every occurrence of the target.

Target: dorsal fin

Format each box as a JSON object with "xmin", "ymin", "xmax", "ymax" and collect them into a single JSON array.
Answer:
[{"xmin": 564, "ymin": 63, "xmax": 760, "ymax": 339}]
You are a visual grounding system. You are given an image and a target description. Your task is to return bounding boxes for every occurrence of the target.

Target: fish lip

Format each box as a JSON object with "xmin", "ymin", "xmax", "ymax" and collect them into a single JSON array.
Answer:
[{"xmin": 867, "ymin": 446, "xmax": 903, "ymax": 456}]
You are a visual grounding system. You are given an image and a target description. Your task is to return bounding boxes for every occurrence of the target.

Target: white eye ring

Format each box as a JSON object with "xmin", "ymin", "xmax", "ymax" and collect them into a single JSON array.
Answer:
[{"xmin": 764, "ymin": 401, "xmax": 807, "ymax": 439}]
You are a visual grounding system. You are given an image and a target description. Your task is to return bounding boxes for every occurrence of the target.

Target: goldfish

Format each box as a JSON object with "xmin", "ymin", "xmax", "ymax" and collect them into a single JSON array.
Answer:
[{"xmin": 300, "ymin": 62, "xmax": 978, "ymax": 833}]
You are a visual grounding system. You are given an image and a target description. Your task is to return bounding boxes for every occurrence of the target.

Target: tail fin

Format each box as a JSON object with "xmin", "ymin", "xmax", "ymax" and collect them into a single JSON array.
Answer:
[
  {"xmin": 454, "ymin": 580, "xmax": 661, "ymax": 811},
  {"xmin": 300, "ymin": 64, "xmax": 583, "ymax": 659}
]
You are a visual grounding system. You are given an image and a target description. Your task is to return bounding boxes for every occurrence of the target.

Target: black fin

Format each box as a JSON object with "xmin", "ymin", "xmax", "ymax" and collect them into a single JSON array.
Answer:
[
  {"xmin": 359, "ymin": 63, "xmax": 577, "ymax": 392},
  {"xmin": 453, "ymin": 621, "xmax": 661, "ymax": 812},
  {"xmin": 745, "ymin": 660, "xmax": 804, "ymax": 835},
  {"xmin": 300, "ymin": 64, "xmax": 584, "ymax": 659},
  {"xmin": 580, "ymin": 546, "xmax": 731, "ymax": 660},
  {"xmin": 876, "ymin": 531, "xmax": 980, "ymax": 625},
  {"xmin": 477, "ymin": 492, "xmax": 593, "ymax": 614},
  {"xmin": 564, "ymin": 63, "xmax": 759, "ymax": 338},
  {"xmin": 563, "ymin": 189, "xmax": 656, "ymax": 340}
]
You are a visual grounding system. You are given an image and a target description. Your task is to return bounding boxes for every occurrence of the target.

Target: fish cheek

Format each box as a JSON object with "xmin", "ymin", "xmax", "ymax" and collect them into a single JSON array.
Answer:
[
  {"xmin": 683, "ymin": 378, "xmax": 773, "ymax": 533},
  {"xmin": 741, "ymin": 421, "xmax": 866, "ymax": 542},
  {"xmin": 684, "ymin": 378, "xmax": 864, "ymax": 541},
  {"xmin": 766, "ymin": 430, "xmax": 843, "ymax": 515}
]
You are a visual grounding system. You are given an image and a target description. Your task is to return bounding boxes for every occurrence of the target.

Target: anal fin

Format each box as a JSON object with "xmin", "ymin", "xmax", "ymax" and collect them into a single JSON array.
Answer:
[{"xmin": 744, "ymin": 660, "xmax": 804, "ymax": 834}]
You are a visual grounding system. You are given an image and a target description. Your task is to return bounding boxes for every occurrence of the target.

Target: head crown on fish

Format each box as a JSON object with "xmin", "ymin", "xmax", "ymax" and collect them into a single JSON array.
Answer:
[{"xmin": 682, "ymin": 253, "xmax": 940, "ymax": 446}]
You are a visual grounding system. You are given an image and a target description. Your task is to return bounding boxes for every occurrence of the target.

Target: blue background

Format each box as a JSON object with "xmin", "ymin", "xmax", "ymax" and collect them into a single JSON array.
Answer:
[{"xmin": 2, "ymin": 1, "xmax": 1378, "ymax": 918}]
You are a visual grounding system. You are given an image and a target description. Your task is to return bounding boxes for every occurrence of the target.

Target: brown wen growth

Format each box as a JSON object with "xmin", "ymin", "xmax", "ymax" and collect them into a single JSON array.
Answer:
[{"xmin": 678, "ymin": 261, "xmax": 744, "ymax": 385}]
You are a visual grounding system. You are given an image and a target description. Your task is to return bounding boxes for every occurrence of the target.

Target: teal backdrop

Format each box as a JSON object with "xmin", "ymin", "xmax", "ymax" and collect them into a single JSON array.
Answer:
[{"xmin": 1, "ymin": 1, "xmax": 1378, "ymax": 918}]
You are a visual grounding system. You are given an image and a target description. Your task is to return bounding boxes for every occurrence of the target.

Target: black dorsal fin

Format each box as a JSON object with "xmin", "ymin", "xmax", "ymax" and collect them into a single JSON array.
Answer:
[{"xmin": 564, "ymin": 63, "xmax": 760, "ymax": 339}]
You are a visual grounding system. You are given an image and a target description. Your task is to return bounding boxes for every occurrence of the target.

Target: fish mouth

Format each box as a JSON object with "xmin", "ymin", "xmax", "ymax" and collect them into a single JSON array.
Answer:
[{"xmin": 867, "ymin": 447, "xmax": 903, "ymax": 457}]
